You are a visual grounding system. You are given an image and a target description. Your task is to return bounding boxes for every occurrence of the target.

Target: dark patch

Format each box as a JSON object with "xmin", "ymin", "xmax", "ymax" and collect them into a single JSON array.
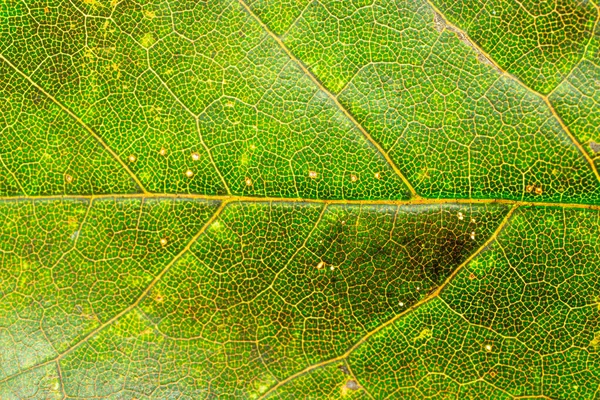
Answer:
[{"xmin": 338, "ymin": 364, "xmax": 350, "ymax": 375}]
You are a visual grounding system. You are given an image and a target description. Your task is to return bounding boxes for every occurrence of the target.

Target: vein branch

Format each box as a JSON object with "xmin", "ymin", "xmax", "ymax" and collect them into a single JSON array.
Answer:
[
  {"xmin": 0, "ymin": 200, "xmax": 229, "ymax": 386},
  {"xmin": 0, "ymin": 53, "xmax": 150, "ymax": 194},
  {"xmin": 236, "ymin": 0, "xmax": 420, "ymax": 198}
]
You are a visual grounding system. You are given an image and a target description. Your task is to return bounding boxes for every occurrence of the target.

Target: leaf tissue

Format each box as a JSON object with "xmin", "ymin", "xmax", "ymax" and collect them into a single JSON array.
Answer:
[{"xmin": 0, "ymin": 0, "xmax": 599, "ymax": 398}]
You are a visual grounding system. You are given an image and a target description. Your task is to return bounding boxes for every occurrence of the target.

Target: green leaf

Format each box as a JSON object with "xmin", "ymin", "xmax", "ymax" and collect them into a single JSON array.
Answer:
[{"xmin": 0, "ymin": 0, "xmax": 598, "ymax": 399}]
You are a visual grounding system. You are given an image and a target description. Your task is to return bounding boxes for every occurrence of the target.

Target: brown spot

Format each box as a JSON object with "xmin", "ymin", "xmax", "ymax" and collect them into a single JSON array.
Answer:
[
  {"xmin": 338, "ymin": 364, "xmax": 350, "ymax": 375},
  {"xmin": 469, "ymin": 273, "xmax": 476, "ymax": 280},
  {"xmin": 488, "ymin": 370, "xmax": 497, "ymax": 378},
  {"xmin": 65, "ymin": 174, "xmax": 73, "ymax": 183},
  {"xmin": 525, "ymin": 185, "xmax": 533, "ymax": 193},
  {"xmin": 534, "ymin": 186, "xmax": 543, "ymax": 195}
]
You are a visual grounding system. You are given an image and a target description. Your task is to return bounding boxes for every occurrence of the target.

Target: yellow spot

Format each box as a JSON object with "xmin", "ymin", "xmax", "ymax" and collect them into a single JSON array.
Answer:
[
  {"xmin": 590, "ymin": 333, "xmax": 600, "ymax": 348},
  {"xmin": 140, "ymin": 33, "xmax": 155, "ymax": 48},
  {"xmin": 309, "ymin": 170, "xmax": 318, "ymax": 179},
  {"xmin": 159, "ymin": 147, "xmax": 167, "ymax": 156},
  {"xmin": 470, "ymin": 231, "xmax": 475, "ymax": 240},
  {"xmin": 128, "ymin": 154, "xmax": 137, "ymax": 162},
  {"xmin": 330, "ymin": 265, "xmax": 335, "ymax": 271},
  {"xmin": 160, "ymin": 238, "xmax": 167, "ymax": 247},
  {"xmin": 350, "ymin": 174, "xmax": 358, "ymax": 182},
  {"xmin": 484, "ymin": 344, "xmax": 492, "ymax": 352},
  {"xmin": 374, "ymin": 172, "xmax": 381, "ymax": 179},
  {"xmin": 399, "ymin": 301, "xmax": 404, "ymax": 306},
  {"xmin": 413, "ymin": 328, "xmax": 432, "ymax": 342},
  {"xmin": 83, "ymin": 0, "xmax": 103, "ymax": 7},
  {"xmin": 65, "ymin": 174, "xmax": 73, "ymax": 183},
  {"xmin": 458, "ymin": 212, "xmax": 464, "ymax": 220},
  {"xmin": 316, "ymin": 261, "xmax": 325, "ymax": 269},
  {"xmin": 191, "ymin": 152, "xmax": 200, "ymax": 161},
  {"xmin": 185, "ymin": 169, "xmax": 194, "ymax": 178},
  {"xmin": 535, "ymin": 186, "xmax": 543, "ymax": 195},
  {"xmin": 245, "ymin": 177, "xmax": 253, "ymax": 186},
  {"xmin": 143, "ymin": 9, "xmax": 156, "ymax": 19},
  {"xmin": 526, "ymin": 185, "xmax": 533, "ymax": 193},
  {"xmin": 240, "ymin": 153, "xmax": 250, "ymax": 166}
]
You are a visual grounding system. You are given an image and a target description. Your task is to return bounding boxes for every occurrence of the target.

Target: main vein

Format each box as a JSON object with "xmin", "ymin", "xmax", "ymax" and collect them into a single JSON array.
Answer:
[
  {"xmin": 1, "ymin": 192, "xmax": 599, "ymax": 211},
  {"xmin": 236, "ymin": 0, "xmax": 420, "ymax": 198},
  {"xmin": 0, "ymin": 53, "xmax": 150, "ymax": 194},
  {"xmin": 257, "ymin": 203, "xmax": 519, "ymax": 399}
]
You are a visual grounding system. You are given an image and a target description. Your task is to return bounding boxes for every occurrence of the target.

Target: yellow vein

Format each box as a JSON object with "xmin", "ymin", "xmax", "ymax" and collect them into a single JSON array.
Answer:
[
  {"xmin": 345, "ymin": 360, "xmax": 376, "ymax": 400},
  {"xmin": 236, "ymin": 0, "xmax": 419, "ymax": 198},
  {"xmin": 1, "ymin": 192, "xmax": 600, "ymax": 211},
  {"xmin": 258, "ymin": 204, "xmax": 518, "ymax": 399},
  {"xmin": 425, "ymin": 0, "xmax": 600, "ymax": 184},
  {"xmin": 0, "ymin": 200, "xmax": 229, "ymax": 385},
  {"xmin": 0, "ymin": 53, "xmax": 150, "ymax": 194}
]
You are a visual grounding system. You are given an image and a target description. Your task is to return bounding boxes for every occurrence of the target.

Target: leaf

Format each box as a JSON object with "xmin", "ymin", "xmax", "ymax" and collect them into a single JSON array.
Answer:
[{"xmin": 0, "ymin": 0, "xmax": 598, "ymax": 399}]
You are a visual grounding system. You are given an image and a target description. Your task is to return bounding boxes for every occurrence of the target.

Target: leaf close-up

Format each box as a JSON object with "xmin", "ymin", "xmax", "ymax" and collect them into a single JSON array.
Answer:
[{"xmin": 0, "ymin": 0, "xmax": 599, "ymax": 399}]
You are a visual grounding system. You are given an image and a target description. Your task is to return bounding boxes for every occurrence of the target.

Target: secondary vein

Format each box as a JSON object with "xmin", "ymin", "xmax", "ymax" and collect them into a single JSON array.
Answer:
[
  {"xmin": 236, "ymin": 0, "xmax": 420, "ymax": 198},
  {"xmin": 257, "ymin": 203, "xmax": 518, "ymax": 399},
  {"xmin": 0, "ymin": 53, "xmax": 150, "ymax": 194}
]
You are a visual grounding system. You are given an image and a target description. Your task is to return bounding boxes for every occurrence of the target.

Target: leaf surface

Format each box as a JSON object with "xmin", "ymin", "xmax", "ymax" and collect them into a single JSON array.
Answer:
[{"xmin": 0, "ymin": 0, "xmax": 599, "ymax": 399}]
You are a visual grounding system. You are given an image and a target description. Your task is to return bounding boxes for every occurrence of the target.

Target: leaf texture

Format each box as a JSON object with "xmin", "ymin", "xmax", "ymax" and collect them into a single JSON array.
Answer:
[{"xmin": 0, "ymin": 0, "xmax": 599, "ymax": 399}]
